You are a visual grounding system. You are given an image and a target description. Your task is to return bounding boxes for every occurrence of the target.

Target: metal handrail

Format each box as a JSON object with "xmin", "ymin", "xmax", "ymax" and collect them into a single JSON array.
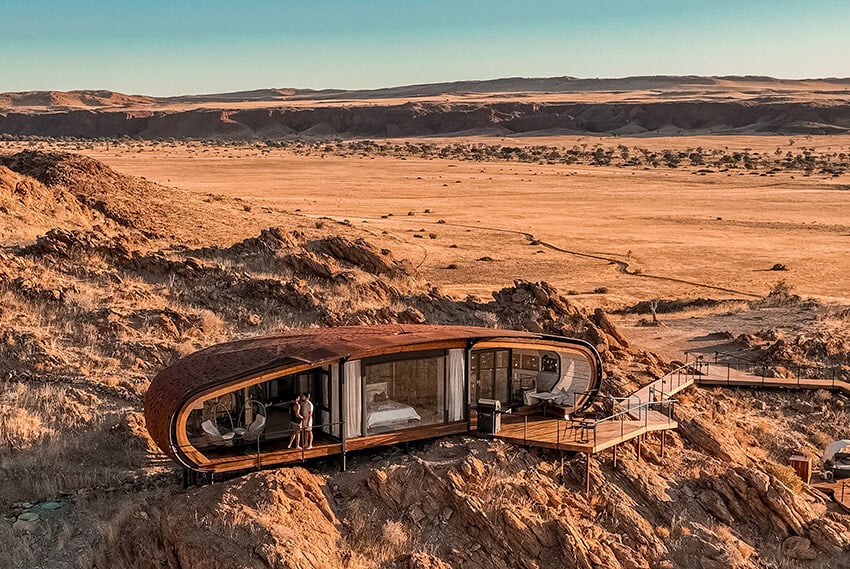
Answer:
[
  {"xmin": 588, "ymin": 399, "xmax": 675, "ymax": 427},
  {"xmin": 179, "ymin": 420, "xmax": 346, "ymax": 470},
  {"xmin": 701, "ymin": 349, "xmax": 845, "ymax": 383},
  {"xmin": 691, "ymin": 359, "xmax": 850, "ymax": 393}
]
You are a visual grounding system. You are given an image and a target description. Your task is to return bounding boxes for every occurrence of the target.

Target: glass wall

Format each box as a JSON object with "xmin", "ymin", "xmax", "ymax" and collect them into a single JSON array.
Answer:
[
  {"xmin": 362, "ymin": 350, "xmax": 447, "ymax": 435},
  {"xmin": 470, "ymin": 346, "xmax": 594, "ymax": 408},
  {"xmin": 185, "ymin": 366, "xmax": 337, "ymax": 460}
]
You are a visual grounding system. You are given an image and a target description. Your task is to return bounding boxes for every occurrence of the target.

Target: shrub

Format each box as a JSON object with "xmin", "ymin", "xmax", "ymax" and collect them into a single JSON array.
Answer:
[
  {"xmin": 770, "ymin": 280, "xmax": 793, "ymax": 296},
  {"xmin": 764, "ymin": 462, "xmax": 803, "ymax": 492}
]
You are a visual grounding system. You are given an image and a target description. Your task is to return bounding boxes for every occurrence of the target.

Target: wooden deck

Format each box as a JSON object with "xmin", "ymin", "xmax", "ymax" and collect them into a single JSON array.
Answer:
[
  {"xmin": 813, "ymin": 480, "xmax": 850, "ymax": 513},
  {"xmin": 492, "ymin": 363, "xmax": 690, "ymax": 455},
  {"xmin": 196, "ymin": 421, "xmax": 470, "ymax": 472},
  {"xmin": 495, "ymin": 412, "xmax": 676, "ymax": 454},
  {"xmin": 194, "ymin": 361, "xmax": 847, "ymax": 475}
]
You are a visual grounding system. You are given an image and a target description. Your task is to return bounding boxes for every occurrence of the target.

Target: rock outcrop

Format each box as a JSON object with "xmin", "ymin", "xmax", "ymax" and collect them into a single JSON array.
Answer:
[{"xmin": 160, "ymin": 469, "xmax": 342, "ymax": 569}]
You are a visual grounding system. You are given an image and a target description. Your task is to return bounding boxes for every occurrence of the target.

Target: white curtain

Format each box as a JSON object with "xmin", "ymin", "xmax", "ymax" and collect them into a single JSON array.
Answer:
[
  {"xmin": 448, "ymin": 349, "xmax": 465, "ymax": 422},
  {"xmin": 343, "ymin": 360, "xmax": 362, "ymax": 438},
  {"xmin": 561, "ymin": 355, "xmax": 591, "ymax": 400},
  {"xmin": 329, "ymin": 364, "xmax": 340, "ymax": 437}
]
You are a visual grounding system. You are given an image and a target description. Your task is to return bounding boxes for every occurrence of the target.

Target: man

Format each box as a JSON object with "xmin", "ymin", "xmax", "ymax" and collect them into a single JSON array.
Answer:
[{"xmin": 300, "ymin": 392, "xmax": 314, "ymax": 450}]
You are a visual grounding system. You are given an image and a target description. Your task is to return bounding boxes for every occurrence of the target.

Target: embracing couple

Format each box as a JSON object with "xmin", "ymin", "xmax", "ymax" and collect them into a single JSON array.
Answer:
[{"xmin": 287, "ymin": 393, "xmax": 314, "ymax": 450}]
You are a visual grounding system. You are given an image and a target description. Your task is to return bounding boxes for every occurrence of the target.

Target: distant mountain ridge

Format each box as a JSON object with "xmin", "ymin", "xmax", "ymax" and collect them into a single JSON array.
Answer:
[
  {"xmin": 4, "ymin": 75, "xmax": 850, "ymax": 108},
  {"xmin": 2, "ymin": 76, "xmax": 849, "ymax": 138}
]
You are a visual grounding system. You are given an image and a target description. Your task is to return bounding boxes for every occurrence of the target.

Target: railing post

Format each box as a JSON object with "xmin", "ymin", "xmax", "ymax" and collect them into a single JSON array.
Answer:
[
  {"xmin": 256, "ymin": 432, "xmax": 261, "ymax": 470},
  {"xmin": 340, "ymin": 420, "xmax": 347, "ymax": 472},
  {"xmin": 523, "ymin": 415, "xmax": 528, "ymax": 445}
]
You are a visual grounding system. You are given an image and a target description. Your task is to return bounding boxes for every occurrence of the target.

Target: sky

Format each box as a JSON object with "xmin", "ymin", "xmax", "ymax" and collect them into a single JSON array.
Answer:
[{"xmin": 1, "ymin": 0, "xmax": 849, "ymax": 96}]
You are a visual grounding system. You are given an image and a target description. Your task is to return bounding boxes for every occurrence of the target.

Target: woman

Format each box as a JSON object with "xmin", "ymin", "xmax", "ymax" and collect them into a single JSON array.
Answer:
[{"xmin": 287, "ymin": 395, "xmax": 303, "ymax": 449}]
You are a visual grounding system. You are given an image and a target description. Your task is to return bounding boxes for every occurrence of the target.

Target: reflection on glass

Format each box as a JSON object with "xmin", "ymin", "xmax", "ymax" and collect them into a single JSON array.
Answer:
[
  {"xmin": 187, "ymin": 367, "xmax": 336, "ymax": 460},
  {"xmin": 364, "ymin": 353, "xmax": 446, "ymax": 434}
]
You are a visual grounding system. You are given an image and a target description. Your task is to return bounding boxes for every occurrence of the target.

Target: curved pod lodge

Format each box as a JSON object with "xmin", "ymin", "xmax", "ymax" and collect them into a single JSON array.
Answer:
[{"xmin": 144, "ymin": 325, "xmax": 603, "ymax": 473}]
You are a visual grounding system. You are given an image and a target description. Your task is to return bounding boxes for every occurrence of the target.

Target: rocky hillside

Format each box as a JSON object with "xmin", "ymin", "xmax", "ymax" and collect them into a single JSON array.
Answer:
[
  {"xmin": 1, "ymin": 151, "xmax": 849, "ymax": 568},
  {"xmin": 2, "ymin": 99, "xmax": 850, "ymax": 139}
]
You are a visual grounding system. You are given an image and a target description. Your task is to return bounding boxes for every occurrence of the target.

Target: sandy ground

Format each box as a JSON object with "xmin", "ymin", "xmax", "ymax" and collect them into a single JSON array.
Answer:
[{"xmin": 6, "ymin": 137, "xmax": 848, "ymax": 308}]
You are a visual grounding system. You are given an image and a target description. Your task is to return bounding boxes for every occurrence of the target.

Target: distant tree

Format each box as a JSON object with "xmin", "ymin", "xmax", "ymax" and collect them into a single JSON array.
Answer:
[{"xmin": 649, "ymin": 299, "xmax": 660, "ymax": 325}]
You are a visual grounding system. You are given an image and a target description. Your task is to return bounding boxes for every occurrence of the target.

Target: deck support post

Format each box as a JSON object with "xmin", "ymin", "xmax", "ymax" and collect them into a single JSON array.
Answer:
[
  {"xmin": 660, "ymin": 430, "xmax": 666, "ymax": 459},
  {"xmin": 613, "ymin": 444, "xmax": 618, "ymax": 469},
  {"xmin": 560, "ymin": 450, "xmax": 565, "ymax": 484},
  {"xmin": 636, "ymin": 435, "xmax": 642, "ymax": 461},
  {"xmin": 584, "ymin": 452, "xmax": 592, "ymax": 496},
  {"xmin": 339, "ymin": 359, "xmax": 347, "ymax": 472}
]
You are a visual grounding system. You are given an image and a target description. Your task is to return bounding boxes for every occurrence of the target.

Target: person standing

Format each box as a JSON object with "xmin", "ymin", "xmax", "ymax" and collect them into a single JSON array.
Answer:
[
  {"xmin": 287, "ymin": 395, "xmax": 303, "ymax": 449},
  {"xmin": 300, "ymin": 393, "xmax": 314, "ymax": 450}
]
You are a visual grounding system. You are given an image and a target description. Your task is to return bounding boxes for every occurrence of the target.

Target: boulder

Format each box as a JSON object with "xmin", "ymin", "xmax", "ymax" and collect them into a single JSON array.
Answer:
[
  {"xmin": 697, "ymin": 489, "xmax": 734, "ymax": 524},
  {"xmin": 12, "ymin": 511, "xmax": 40, "ymax": 533},
  {"xmin": 782, "ymin": 536, "xmax": 817, "ymax": 561}
]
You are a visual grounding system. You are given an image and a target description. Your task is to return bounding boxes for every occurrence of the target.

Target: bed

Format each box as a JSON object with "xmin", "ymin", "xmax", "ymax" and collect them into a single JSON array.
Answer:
[{"xmin": 366, "ymin": 400, "xmax": 422, "ymax": 432}]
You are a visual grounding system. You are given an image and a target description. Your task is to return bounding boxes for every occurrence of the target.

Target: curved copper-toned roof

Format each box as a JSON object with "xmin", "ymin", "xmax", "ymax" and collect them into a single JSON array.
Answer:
[{"xmin": 144, "ymin": 324, "xmax": 599, "ymax": 464}]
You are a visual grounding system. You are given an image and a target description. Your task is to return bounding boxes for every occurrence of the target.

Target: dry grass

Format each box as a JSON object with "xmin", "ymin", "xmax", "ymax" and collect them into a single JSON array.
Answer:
[
  {"xmin": 1, "ymin": 137, "xmax": 849, "ymax": 568},
  {"xmin": 0, "ymin": 526, "xmax": 37, "ymax": 568},
  {"xmin": 81, "ymin": 499, "xmax": 170, "ymax": 569},
  {"xmin": 764, "ymin": 462, "xmax": 803, "ymax": 493},
  {"xmin": 712, "ymin": 523, "xmax": 756, "ymax": 565},
  {"xmin": 341, "ymin": 501, "xmax": 419, "ymax": 566},
  {"xmin": 0, "ymin": 383, "xmax": 97, "ymax": 451}
]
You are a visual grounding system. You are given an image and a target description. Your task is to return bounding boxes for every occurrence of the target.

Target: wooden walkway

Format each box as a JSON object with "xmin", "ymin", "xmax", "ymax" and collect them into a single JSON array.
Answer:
[
  {"xmin": 694, "ymin": 364, "xmax": 850, "ymax": 395},
  {"xmin": 491, "ymin": 356, "xmax": 850, "ymax": 508},
  {"xmin": 494, "ymin": 363, "xmax": 695, "ymax": 455},
  {"xmin": 491, "ymin": 356, "xmax": 849, "ymax": 461}
]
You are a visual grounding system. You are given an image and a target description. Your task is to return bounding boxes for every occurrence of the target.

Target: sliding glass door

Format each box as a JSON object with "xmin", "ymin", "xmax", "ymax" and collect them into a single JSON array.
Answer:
[{"xmin": 470, "ymin": 349, "xmax": 510, "ymax": 406}]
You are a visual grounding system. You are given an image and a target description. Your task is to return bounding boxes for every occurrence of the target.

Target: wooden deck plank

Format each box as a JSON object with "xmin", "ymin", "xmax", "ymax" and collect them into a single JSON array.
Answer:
[
  {"xmin": 198, "ymin": 442, "xmax": 344, "ymax": 472},
  {"xmin": 344, "ymin": 422, "xmax": 469, "ymax": 452}
]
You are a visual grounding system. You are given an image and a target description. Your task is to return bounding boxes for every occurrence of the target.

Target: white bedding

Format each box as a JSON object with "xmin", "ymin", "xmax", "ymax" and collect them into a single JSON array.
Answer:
[{"xmin": 367, "ymin": 400, "xmax": 421, "ymax": 430}]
